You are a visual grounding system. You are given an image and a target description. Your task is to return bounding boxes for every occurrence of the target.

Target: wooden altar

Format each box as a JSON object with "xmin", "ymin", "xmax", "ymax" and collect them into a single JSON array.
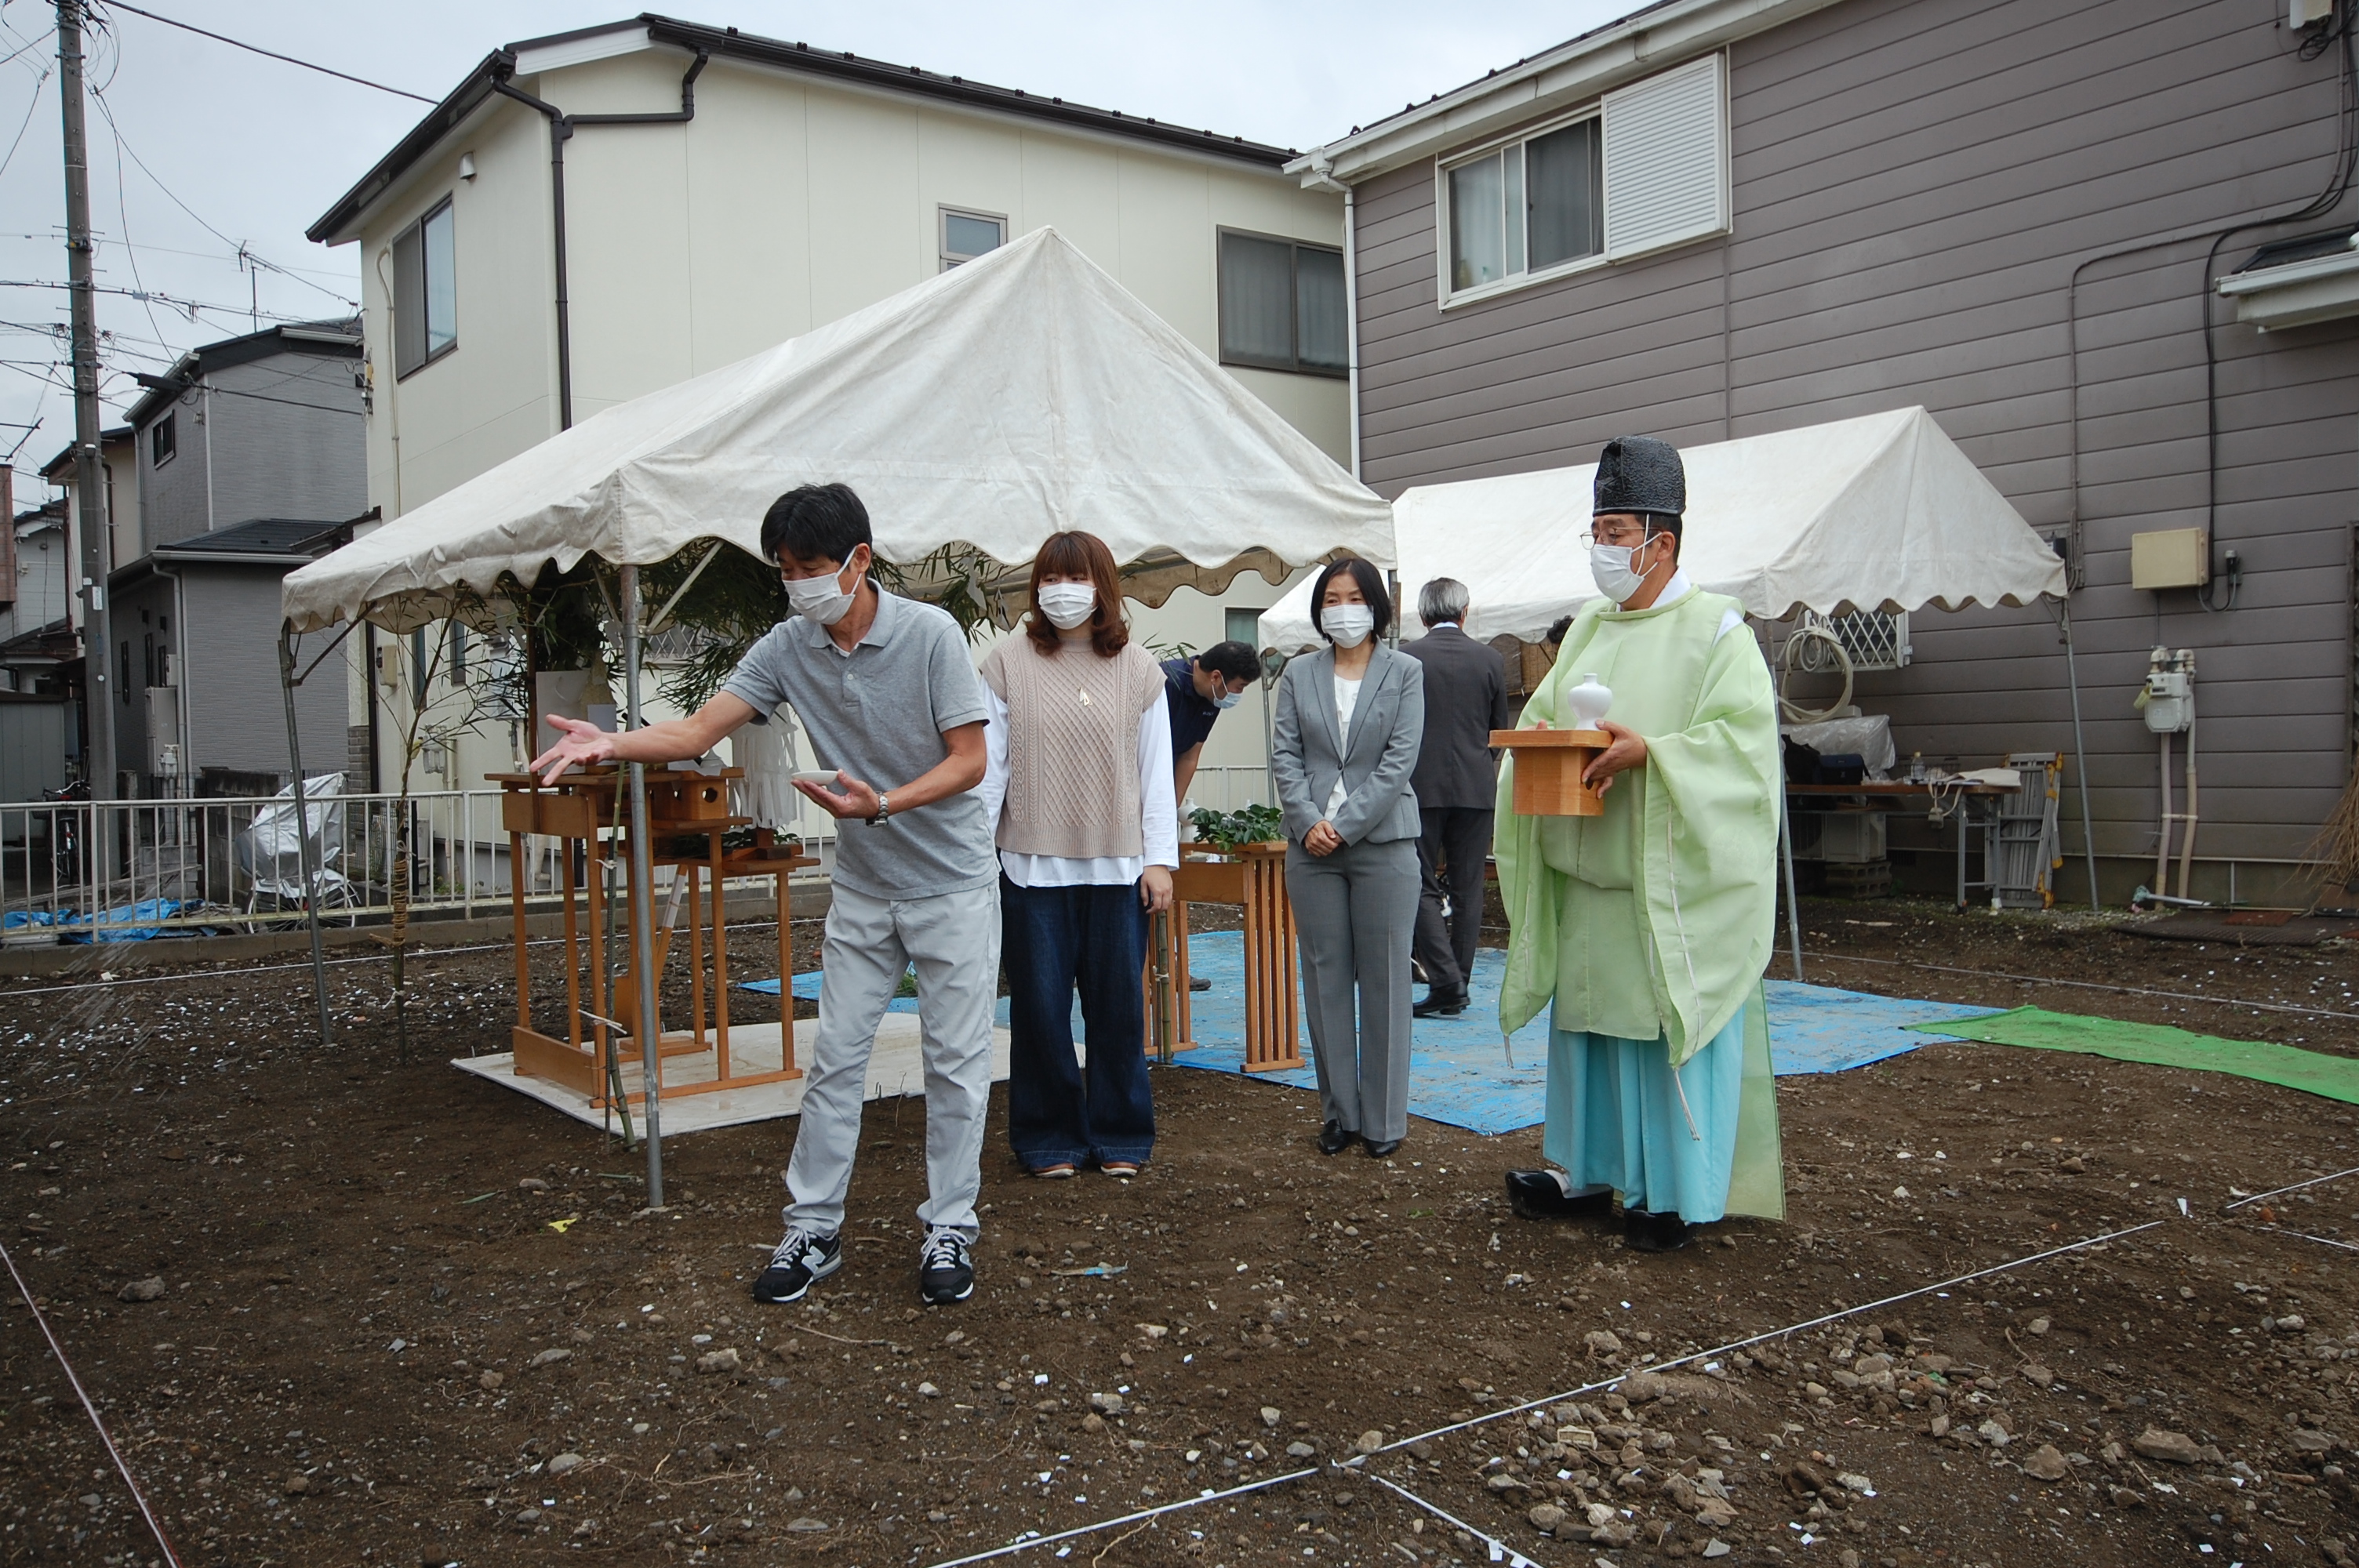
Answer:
[
  {"xmin": 491, "ymin": 766, "xmax": 820, "ymax": 1109},
  {"xmin": 1152, "ymin": 841, "xmax": 1303, "ymax": 1073}
]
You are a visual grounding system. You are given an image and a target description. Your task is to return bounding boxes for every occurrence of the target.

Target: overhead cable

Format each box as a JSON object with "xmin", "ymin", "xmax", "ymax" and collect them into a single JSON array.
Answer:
[{"xmin": 96, "ymin": 1, "xmax": 434, "ymax": 103}]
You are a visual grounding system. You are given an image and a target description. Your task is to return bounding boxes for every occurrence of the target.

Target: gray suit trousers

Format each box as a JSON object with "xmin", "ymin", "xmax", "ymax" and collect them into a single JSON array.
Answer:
[{"xmin": 1286, "ymin": 836, "xmax": 1420, "ymax": 1144}]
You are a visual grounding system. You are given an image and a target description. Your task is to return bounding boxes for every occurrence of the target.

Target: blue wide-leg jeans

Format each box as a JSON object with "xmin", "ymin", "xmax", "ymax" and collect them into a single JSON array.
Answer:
[{"xmin": 1001, "ymin": 877, "xmax": 1154, "ymax": 1171}]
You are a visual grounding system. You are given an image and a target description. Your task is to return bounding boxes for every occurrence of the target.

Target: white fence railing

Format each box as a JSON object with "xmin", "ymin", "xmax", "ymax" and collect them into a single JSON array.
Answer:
[{"xmin": 2, "ymin": 765, "xmax": 1278, "ymax": 946}]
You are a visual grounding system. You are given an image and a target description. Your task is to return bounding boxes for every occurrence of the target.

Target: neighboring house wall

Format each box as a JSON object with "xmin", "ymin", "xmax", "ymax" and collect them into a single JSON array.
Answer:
[
  {"xmin": 136, "ymin": 347, "xmax": 366, "ymax": 551},
  {"xmin": 0, "ymin": 516, "xmax": 69, "ymax": 644},
  {"xmin": 351, "ymin": 48, "xmax": 1347, "ymax": 523},
  {"xmin": 108, "ymin": 572, "xmax": 174, "ymax": 780},
  {"xmin": 1347, "ymin": 0, "xmax": 2356, "ymax": 888},
  {"xmin": 178, "ymin": 567, "xmax": 344, "ymax": 779}
]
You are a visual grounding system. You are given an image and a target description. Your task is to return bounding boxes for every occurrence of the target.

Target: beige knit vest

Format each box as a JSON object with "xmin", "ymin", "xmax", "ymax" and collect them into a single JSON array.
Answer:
[{"xmin": 981, "ymin": 637, "xmax": 1163, "ymax": 858}]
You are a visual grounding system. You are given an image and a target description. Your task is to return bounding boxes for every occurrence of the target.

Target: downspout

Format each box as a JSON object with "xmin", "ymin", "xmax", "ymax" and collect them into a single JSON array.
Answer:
[
  {"xmin": 200, "ymin": 381, "xmax": 215, "ymax": 533},
  {"xmin": 1303, "ymin": 154, "xmax": 1362, "ymax": 483},
  {"xmin": 492, "ymin": 46, "xmax": 710, "ymax": 432}
]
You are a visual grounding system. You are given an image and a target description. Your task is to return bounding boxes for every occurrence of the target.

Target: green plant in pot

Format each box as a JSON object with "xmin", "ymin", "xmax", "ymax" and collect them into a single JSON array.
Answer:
[{"xmin": 1189, "ymin": 804, "xmax": 1285, "ymax": 856}]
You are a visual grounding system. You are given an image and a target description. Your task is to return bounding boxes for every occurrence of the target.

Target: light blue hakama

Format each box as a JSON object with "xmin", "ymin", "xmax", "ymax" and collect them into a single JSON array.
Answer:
[{"xmin": 1541, "ymin": 1003, "xmax": 1748, "ymax": 1224}]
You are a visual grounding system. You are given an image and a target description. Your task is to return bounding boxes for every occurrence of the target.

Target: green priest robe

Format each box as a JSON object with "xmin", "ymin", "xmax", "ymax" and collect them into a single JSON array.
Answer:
[{"xmin": 1494, "ymin": 582, "xmax": 1787, "ymax": 1219}]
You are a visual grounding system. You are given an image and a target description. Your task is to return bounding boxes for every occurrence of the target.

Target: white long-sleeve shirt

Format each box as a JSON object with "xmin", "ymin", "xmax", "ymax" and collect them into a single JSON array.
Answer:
[{"xmin": 976, "ymin": 682, "xmax": 1179, "ymax": 887}]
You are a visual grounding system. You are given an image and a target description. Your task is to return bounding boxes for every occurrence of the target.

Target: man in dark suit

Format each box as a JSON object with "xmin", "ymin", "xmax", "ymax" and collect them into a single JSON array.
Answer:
[{"xmin": 1400, "ymin": 577, "xmax": 1510, "ymax": 1018}]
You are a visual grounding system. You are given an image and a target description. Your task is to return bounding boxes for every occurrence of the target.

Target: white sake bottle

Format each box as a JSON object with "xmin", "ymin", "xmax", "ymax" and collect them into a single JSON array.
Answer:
[{"xmin": 1563, "ymin": 672, "xmax": 1612, "ymax": 731}]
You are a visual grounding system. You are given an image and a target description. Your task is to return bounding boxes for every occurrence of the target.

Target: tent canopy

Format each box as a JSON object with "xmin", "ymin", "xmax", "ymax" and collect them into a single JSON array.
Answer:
[
  {"xmin": 284, "ymin": 227, "xmax": 1391, "ymax": 633},
  {"xmin": 1258, "ymin": 407, "xmax": 2066, "ymax": 652}
]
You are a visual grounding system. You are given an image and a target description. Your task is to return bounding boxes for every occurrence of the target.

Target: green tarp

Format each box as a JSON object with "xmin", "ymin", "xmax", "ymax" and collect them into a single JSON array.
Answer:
[{"xmin": 1906, "ymin": 1006, "xmax": 2359, "ymax": 1106}]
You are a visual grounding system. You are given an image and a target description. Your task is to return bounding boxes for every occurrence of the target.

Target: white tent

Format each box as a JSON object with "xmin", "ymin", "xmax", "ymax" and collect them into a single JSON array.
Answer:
[
  {"xmin": 284, "ymin": 227, "xmax": 1390, "ymax": 633},
  {"xmin": 1257, "ymin": 407, "xmax": 2066, "ymax": 651}
]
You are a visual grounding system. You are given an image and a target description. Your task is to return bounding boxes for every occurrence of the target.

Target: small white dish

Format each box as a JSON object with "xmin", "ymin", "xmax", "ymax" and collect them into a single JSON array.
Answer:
[{"xmin": 792, "ymin": 769, "xmax": 841, "ymax": 788}]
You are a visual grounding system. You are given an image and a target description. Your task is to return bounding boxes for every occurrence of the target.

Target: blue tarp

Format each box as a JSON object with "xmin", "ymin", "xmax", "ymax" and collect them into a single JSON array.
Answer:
[
  {"xmin": 3, "ymin": 898, "xmax": 187, "ymax": 944},
  {"xmin": 737, "ymin": 930, "xmax": 1997, "ymax": 1136},
  {"xmin": 1163, "ymin": 931, "xmax": 1998, "ymax": 1135}
]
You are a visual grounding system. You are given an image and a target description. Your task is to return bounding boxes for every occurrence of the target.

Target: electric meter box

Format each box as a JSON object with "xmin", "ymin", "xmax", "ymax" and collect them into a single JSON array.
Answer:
[{"xmin": 2130, "ymin": 528, "xmax": 2210, "ymax": 590}]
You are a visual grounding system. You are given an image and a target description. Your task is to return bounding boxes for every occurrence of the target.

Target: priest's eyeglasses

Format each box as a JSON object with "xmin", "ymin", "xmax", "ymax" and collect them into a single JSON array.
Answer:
[{"xmin": 1584, "ymin": 521, "xmax": 1661, "ymax": 547}]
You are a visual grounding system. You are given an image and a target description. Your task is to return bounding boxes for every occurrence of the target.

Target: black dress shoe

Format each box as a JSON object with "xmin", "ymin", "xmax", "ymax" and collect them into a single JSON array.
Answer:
[
  {"xmin": 1624, "ymin": 1209, "xmax": 1692, "ymax": 1253},
  {"xmin": 1318, "ymin": 1120, "xmax": 1357, "ymax": 1156},
  {"xmin": 1412, "ymin": 990, "xmax": 1468, "ymax": 1019},
  {"xmin": 1505, "ymin": 1169, "xmax": 1613, "ymax": 1221},
  {"xmin": 1362, "ymin": 1137, "xmax": 1401, "ymax": 1159}
]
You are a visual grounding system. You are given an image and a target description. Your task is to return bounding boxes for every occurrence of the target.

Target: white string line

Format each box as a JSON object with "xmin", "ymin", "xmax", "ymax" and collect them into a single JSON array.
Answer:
[
  {"xmin": 1347, "ymin": 1218, "xmax": 2169, "ymax": 1462},
  {"xmin": 2240, "ymin": 1221, "xmax": 2359, "ymax": 1255},
  {"xmin": 0, "ymin": 1238, "xmax": 185, "ymax": 1567},
  {"xmin": 925, "ymin": 1218, "xmax": 2170, "ymax": 1568},
  {"xmin": 1798, "ymin": 949, "xmax": 2359, "ymax": 1023},
  {"xmin": 923, "ymin": 1466, "xmax": 1316, "ymax": 1568},
  {"xmin": 1362, "ymin": 1471, "xmax": 1539, "ymax": 1568},
  {"xmin": 2220, "ymin": 1163, "xmax": 2359, "ymax": 1211},
  {"xmin": 0, "ymin": 918, "xmax": 828, "ymax": 1000}
]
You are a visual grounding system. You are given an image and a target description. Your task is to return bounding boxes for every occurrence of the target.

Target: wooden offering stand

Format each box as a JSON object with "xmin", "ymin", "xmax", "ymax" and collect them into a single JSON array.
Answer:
[
  {"xmin": 491, "ymin": 766, "xmax": 820, "ymax": 1107},
  {"xmin": 1154, "ymin": 841, "xmax": 1303, "ymax": 1072},
  {"xmin": 1490, "ymin": 728, "xmax": 1611, "ymax": 816}
]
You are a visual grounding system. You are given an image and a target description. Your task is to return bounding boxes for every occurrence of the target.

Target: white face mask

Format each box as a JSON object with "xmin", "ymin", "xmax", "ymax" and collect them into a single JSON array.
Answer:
[
  {"xmin": 784, "ymin": 552, "xmax": 863, "ymax": 626},
  {"xmin": 1322, "ymin": 603, "xmax": 1376, "ymax": 648},
  {"xmin": 1213, "ymin": 688, "xmax": 1245, "ymax": 710},
  {"xmin": 1588, "ymin": 536, "xmax": 1656, "ymax": 605},
  {"xmin": 1037, "ymin": 581, "xmax": 1098, "ymax": 631}
]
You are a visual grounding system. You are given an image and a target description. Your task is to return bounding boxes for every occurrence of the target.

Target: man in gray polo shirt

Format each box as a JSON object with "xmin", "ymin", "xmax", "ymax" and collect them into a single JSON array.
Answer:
[{"xmin": 532, "ymin": 483, "xmax": 995, "ymax": 1307}]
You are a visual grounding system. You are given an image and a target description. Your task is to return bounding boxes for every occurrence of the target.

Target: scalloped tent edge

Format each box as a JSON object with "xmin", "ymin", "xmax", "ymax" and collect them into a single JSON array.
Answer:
[
  {"xmin": 282, "ymin": 226, "xmax": 1391, "ymax": 635},
  {"xmin": 1256, "ymin": 406, "xmax": 2066, "ymax": 652}
]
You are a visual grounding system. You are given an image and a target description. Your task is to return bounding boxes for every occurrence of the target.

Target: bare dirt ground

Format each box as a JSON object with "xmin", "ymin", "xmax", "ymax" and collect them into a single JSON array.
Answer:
[{"xmin": 2, "ymin": 896, "xmax": 2357, "ymax": 1568}]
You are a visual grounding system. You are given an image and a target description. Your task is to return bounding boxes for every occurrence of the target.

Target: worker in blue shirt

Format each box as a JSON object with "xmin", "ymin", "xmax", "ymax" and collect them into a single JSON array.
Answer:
[{"xmin": 1161, "ymin": 640, "xmax": 1262, "ymax": 991}]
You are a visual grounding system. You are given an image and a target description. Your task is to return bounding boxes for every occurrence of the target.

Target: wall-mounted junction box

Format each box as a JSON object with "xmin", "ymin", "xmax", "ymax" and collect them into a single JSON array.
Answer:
[{"xmin": 2130, "ymin": 528, "xmax": 2210, "ymax": 590}]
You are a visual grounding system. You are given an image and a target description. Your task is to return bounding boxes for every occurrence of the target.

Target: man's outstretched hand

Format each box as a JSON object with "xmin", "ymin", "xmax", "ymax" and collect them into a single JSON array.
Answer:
[
  {"xmin": 531, "ymin": 714, "xmax": 618, "ymax": 784},
  {"xmin": 794, "ymin": 771, "xmax": 883, "ymax": 822}
]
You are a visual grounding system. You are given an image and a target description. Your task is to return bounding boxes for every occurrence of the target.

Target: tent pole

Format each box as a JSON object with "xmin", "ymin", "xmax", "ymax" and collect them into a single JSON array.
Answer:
[
  {"xmin": 1779, "ymin": 786, "xmax": 1804, "ymax": 981},
  {"xmin": 277, "ymin": 621, "xmax": 333, "ymax": 1046},
  {"xmin": 620, "ymin": 564, "xmax": 664, "ymax": 1207},
  {"xmin": 2060, "ymin": 602, "xmax": 2101, "ymax": 910}
]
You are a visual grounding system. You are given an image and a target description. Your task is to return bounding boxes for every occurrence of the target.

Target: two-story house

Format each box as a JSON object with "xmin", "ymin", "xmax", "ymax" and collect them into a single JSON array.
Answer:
[
  {"xmin": 104, "ymin": 319, "xmax": 369, "ymax": 797},
  {"xmin": 306, "ymin": 13, "xmax": 1350, "ymax": 804},
  {"xmin": 1291, "ymin": 0, "xmax": 2357, "ymax": 903}
]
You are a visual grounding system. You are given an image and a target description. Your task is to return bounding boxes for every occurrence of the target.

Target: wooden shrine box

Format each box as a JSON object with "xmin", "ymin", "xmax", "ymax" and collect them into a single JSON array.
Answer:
[
  {"xmin": 488, "ymin": 767, "xmax": 817, "ymax": 1110},
  {"xmin": 1490, "ymin": 728, "xmax": 1611, "ymax": 817},
  {"xmin": 1154, "ymin": 841, "xmax": 1303, "ymax": 1072}
]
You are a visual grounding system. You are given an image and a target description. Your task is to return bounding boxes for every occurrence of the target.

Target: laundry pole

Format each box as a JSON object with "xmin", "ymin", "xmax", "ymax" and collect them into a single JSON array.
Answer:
[{"xmin": 619, "ymin": 564, "xmax": 664, "ymax": 1207}]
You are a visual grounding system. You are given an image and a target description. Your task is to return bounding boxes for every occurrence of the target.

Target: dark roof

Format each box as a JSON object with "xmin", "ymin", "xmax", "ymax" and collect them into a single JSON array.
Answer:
[
  {"xmin": 151, "ymin": 517, "xmax": 352, "ymax": 563},
  {"xmin": 309, "ymin": 13, "xmax": 1298, "ymax": 245},
  {"xmin": 0, "ymin": 615, "xmax": 79, "ymax": 664},
  {"xmin": 122, "ymin": 319, "xmax": 362, "ymax": 430},
  {"xmin": 2234, "ymin": 226, "xmax": 2359, "ymax": 274},
  {"xmin": 37, "ymin": 426, "xmax": 133, "ymax": 483}
]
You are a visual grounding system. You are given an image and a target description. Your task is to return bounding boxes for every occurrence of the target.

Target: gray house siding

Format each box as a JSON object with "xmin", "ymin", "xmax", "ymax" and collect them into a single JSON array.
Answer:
[
  {"xmin": 136, "ymin": 345, "xmax": 365, "ymax": 552},
  {"xmin": 1350, "ymin": 0, "xmax": 2356, "ymax": 890},
  {"xmin": 181, "ymin": 569, "xmax": 344, "ymax": 779}
]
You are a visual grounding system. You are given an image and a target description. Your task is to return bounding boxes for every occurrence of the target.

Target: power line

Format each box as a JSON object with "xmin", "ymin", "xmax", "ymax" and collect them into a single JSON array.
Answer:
[
  {"xmin": 0, "ymin": 66, "xmax": 47, "ymax": 183},
  {"xmin": 0, "ymin": 277, "xmax": 324, "ymax": 324},
  {"xmin": 83, "ymin": 82, "xmax": 359, "ymax": 308},
  {"xmin": 95, "ymin": 1, "xmax": 435, "ymax": 104}
]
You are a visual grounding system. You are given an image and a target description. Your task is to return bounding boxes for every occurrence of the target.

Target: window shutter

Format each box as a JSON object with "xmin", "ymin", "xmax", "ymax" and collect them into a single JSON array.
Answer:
[{"xmin": 1601, "ymin": 53, "xmax": 1728, "ymax": 262}]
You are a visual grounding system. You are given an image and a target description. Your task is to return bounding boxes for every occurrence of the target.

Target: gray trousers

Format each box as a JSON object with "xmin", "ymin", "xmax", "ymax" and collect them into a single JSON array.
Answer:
[
  {"xmin": 783, "ymin": 880, "xmax": 1000, "ymax": 1241},
  {"xmin": 1286, "ymin": 836, "xmax": 1419, "ymax": 1144}
]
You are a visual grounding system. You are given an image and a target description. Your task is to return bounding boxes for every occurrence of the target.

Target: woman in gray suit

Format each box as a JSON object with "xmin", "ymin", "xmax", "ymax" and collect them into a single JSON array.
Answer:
[{"xmin": 1270, "ymin": 557, "xmax": 1426, "ymax": 1159}]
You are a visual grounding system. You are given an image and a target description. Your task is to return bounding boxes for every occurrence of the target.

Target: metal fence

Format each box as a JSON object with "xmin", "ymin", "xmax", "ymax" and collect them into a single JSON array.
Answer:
[
  {"xmin": 2, "ymin": 765, "xmax": 1278, "ymax": 946},
  {"xmin": 0, "ymin": 787, "xmax": 827, "ymax": 945}
]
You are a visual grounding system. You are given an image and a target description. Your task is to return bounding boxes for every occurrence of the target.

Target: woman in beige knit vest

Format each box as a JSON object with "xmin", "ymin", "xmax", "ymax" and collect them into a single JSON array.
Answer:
[{"xmin": 976, "ymin": 531, "xmax": 1177, "ymax": 1178}]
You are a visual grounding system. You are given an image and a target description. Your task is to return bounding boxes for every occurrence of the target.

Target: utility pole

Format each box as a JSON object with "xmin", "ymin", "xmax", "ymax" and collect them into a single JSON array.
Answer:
[{"xmin": 58, "ymin": 0, "xmax": 114, "ymax": 813}]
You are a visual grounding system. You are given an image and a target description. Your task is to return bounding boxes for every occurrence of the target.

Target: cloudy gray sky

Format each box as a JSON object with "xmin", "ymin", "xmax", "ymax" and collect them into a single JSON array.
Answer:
[{"xmin": 0, "ymin": 0, "xmax": 1632, "ymax": 494}]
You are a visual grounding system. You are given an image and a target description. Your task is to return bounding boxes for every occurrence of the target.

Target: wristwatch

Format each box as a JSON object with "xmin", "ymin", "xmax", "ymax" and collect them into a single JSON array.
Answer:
[{"xmin": 867, "ymin": 790, "xmax": 892, "ymax": 828}]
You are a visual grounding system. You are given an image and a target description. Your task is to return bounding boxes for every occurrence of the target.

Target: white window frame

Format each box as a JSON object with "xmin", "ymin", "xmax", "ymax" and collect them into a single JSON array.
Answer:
[
  {"xmin": 939, "ymin": 206, "xmax": 1008, "ymax": 271},
  {"xmin": 1434, "ymin": 51, "xmax": 1728, "ymax": 311}
]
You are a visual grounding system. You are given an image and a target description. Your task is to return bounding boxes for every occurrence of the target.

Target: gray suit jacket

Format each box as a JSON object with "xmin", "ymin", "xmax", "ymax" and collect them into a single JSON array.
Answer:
[
  {"xmin": 1400, "ymin": 625, "xmax": 1511, "ymax": 811},
  {"xmin": 1270, "ymin": 644, "xmax": 1425, "ymax": 847}
]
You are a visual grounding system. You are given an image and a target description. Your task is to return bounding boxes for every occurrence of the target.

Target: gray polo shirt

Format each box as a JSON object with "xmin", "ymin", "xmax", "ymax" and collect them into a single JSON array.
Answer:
[{"xmin": 721, "ymin": 589, "xmax": 994, "ymax": 901}]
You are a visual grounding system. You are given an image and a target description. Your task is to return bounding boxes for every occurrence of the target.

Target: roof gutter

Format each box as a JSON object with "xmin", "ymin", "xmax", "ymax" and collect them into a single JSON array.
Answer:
[
  {"xmin": 490, "ymin": 45, "xmax": 711, "ymax": 432},
  {"xmin": 1285, "ymin": 0, "xmax": 1838, "ymax": 187}
]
